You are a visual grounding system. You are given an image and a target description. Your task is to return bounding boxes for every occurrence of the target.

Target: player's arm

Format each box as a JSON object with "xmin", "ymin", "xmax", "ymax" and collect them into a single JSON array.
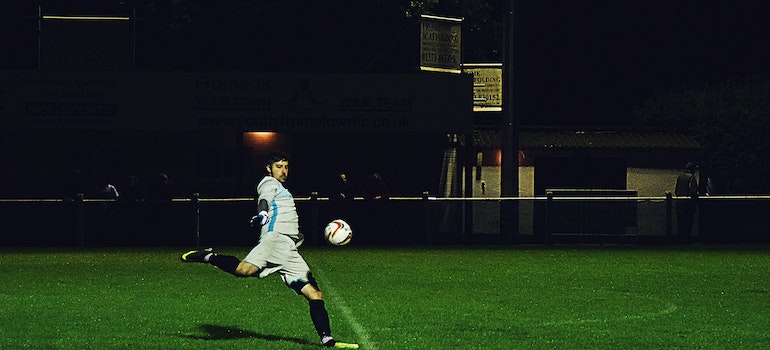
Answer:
[
  {"xmin": 250, "ymin": 199, "xmax": 271, "ymax": 227},
  {"xmin": 249, "ymin": 199, "xmax": 270, "ymax": 226},
  {"xmin": 251, "ymin": 178, "xmax": 278, "ymax": 227},
  {"xmin": 257, "ymin": 198, "xmax": 269, "ymax": 212}
]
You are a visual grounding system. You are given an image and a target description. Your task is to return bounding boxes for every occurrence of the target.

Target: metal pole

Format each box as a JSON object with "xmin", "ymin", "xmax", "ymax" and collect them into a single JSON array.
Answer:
[
  {"xmin": 500, "ymin": 0, "xmax": 520, "ymax": 241},
  {"xmin": 310, "ymin": 191, "xmax": 319, "ymax": 246},
  {"xmin": 131, "ymin": 6, "xmax": 136, "ymax": 70},
  {"xmin": 76, "ymin": 193, "xmax": 85, "ymax": 248},
  {"xmin": 37, "ymin": 5, "xmax": 42, "ymax": 70},
  {"xmin": 545, "ymin": 191, "xmax": 553, "ymax": 244},
  {"xmin": 665, "ymin": 192, "xmax": 673, "ymax": 244},
  {"xmin": 464, "ymin": 132, "xmax": 474, "ymax": 241},
  {"xmin": 192, "ymin": 193, "xmax": 200, "ymax": 247},
  {"xmin": 422, "ymin": 191, "xmax": 432, "ymax": 245}
]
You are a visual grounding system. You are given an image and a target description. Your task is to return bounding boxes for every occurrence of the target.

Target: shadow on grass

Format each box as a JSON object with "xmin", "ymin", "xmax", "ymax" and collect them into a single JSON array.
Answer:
[{"xmin": 185, "ymin": 324, "xmax": 317, "ymax": 346}]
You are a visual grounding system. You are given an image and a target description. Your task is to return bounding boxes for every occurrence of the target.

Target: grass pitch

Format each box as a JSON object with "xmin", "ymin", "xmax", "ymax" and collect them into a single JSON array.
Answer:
[{"xmin": 0, "ymin": 245, "xmax": 768, "ymax": 349}]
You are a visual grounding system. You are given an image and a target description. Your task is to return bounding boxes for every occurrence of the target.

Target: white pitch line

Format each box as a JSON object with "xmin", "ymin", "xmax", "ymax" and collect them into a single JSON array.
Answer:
[
  {"xmin": 317, "ymin": 269, "xmax": 376, "ymax": 350},
  {"xmin": 538, "ymin": 293, "xmax": 678, "ymax": 327}
]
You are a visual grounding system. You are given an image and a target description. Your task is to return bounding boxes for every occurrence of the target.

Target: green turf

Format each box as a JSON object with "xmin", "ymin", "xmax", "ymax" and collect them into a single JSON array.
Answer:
[{"xmin": 0, "ymin": 245, "xmax": 768, "ymax": 349}]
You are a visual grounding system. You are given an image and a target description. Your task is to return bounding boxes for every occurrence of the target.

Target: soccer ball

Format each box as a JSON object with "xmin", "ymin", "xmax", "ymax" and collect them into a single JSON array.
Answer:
[{"xmin": 324, "ymin": 219, "xmax": 353, "ymax": 246}]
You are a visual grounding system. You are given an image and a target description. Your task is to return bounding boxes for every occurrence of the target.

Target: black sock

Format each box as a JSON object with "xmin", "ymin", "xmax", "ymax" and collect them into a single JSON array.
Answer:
[
  {"xmin": 309, "ymin": 299, "xmax": 332, "ymax": 338},
  {"xmin": 208, "ymin": 254, "xmax": 241, "ymax": 276}
]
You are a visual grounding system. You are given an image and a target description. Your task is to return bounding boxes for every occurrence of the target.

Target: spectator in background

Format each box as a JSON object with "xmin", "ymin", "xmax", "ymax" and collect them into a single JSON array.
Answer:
[
  {"xmin": 116, "ymin": 175, "xmax": 144, "ymax": 245},
  {"xmin": 699, "ymin": 164, "xmax": 723, "ymax": 196},
  {"xmin": 98, "ymin": 177, "xmax": 120, "ymax": 200},
  {"xmin": 149, "ymin": 173, "xmax": 174, "ymax": 201},
  {"xmin": 120, "ymin": 175, "xmax": 143, "ymax": 203},
  {"xmin": 698, "ymin": 164, "xmax": 725, "ymax": 244},
  {"xmin": 674, "ymin": 162, "xmax": 698, "ymax": 242},
  {"xmin": 147, "ymin": 172, "xmax": 175, "ymax": 244},
  {"xmin": 63, "ymin": 168, "xmax": 84, "ymax": 201},
  {"xmin": 363, "ymin": 172, "xmax": 389, "ymax": 244},
  {"xmin": 333, "ymin": 172, "xmax": 352, "ymax": 200},
  {"xmin": 365, "ymin": 173, "xmax": 389, "ymax": 200},
  {"xmin": 92, "ymin": 175, "xmax": 121, "ymax": 244}
]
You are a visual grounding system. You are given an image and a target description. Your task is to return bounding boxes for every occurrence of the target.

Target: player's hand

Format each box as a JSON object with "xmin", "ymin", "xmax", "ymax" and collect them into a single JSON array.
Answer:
[{"xmin": 250, "ymin": 211, "xmax": 269, "ymax": 227}]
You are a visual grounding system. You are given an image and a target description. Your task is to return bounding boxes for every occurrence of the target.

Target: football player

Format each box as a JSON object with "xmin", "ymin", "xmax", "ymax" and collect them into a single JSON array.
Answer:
[{"xmin": 182, "ymin": 151, "xmax": 358, "ymax": 349}]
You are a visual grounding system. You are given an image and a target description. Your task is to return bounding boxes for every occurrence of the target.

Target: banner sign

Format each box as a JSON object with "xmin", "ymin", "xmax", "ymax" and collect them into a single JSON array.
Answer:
[
  {"xmin": 0, "ymin": 71, "xmax": 472, "ymax": 134},
  {"xmin": 462, "ymin": 63, "xmax": 503, "ymax": 112},
  {"xmin": 419, "ymin": 15, "xmax": 463, "ymax": 74},
  {"xmin": 40, "ymin": 16, "xmax": 132, "ymax": 71}
]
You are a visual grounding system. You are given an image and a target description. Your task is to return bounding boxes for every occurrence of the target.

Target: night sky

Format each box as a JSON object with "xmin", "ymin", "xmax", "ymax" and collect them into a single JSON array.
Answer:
[
  {"xmin": 517, "ymin": 1, "xmax": 770, "ymax": 126},
  {"xmin": 2, "ymin": 1, "xmax": 770, "ymax": 127}
]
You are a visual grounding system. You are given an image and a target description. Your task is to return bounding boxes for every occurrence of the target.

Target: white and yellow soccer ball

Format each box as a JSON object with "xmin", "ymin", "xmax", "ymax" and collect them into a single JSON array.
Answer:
[{"xmin": 324, "ymin": 219, "xmax": 353, "ymax": 246}]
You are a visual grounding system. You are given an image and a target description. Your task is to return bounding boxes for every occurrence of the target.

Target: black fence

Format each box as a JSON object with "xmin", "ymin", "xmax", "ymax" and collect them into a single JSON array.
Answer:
[{"xmin": 1, "ymin": 194, "xmax": 768, "ymax": 247}]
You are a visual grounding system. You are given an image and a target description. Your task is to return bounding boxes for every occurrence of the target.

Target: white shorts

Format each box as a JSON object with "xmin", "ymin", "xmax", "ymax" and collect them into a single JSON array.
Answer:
[{"xmin": 243, "ymin": 231, "xmax": 312, "ymax": 293}]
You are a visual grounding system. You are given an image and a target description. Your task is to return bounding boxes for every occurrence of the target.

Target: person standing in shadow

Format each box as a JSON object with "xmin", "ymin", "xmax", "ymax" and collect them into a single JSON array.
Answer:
[
  {"xmin": 333, "ymin": 173, "xmax": 352, "ymax": 201},
  {"xmin": 675, "ymin": 162, "xmax": 698, "ymax": 243},
  {"xmin": 365, "ymin": 173, "xmax": 389, "ymax": 201}
]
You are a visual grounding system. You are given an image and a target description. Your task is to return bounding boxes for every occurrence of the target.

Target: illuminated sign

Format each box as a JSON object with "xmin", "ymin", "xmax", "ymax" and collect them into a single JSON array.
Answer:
[
  {"xmin": 419, "ymin": 15, "xmax": 463, "ymax": 74},
  {"xmin": 463, "ymin": 63, "xmax": 503, "ymax": 112}
]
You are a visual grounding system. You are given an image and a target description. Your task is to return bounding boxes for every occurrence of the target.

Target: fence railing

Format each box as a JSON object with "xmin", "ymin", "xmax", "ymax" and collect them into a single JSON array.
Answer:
[{"xmin": 1, "ymin": 193, "xmax": 769, "ymax": 247}]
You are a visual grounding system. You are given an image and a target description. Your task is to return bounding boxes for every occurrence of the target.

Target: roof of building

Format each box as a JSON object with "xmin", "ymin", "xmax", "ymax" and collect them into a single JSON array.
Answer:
[{"xmin": 472, "ymin": 129, "xmax": 702, "ymax": 150}]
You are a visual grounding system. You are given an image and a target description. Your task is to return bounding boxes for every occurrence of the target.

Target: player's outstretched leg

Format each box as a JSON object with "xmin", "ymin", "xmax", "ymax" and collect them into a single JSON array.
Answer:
[
  {"xmin": 181, "ymin": 248, "xmax": 243, "ymax": 276},
  {"xmin": 181, "ymin": 248, "xmax": 213, "ymax": 262}
]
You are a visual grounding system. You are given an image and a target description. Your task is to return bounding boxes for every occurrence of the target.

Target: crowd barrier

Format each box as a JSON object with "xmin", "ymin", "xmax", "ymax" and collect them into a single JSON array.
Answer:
[{"xmin": 1, "ymin": 193, "xmax": 768, "ymax": 247}]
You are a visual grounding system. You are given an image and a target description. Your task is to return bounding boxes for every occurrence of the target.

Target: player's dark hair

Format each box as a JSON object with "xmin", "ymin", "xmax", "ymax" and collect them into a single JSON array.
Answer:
[{"xmin": 267, "ymin": 151, "xmax": 290, "ymax": 166}]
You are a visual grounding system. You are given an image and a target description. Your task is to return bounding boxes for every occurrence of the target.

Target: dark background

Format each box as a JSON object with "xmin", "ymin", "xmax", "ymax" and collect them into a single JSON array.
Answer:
[{"xmin": 3, "ymin": 1, "xmax": 770, "ymax": 127}]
